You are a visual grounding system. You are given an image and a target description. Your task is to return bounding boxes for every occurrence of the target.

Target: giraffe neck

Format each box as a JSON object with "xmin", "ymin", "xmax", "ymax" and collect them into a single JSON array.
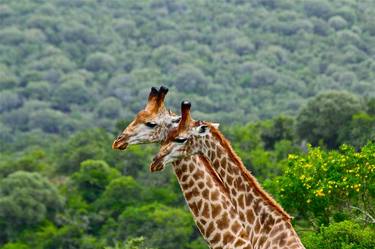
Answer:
[
  {"xmin": 197, "ymin": 131, "xmax": 305, "ymax": 249},
  {"xmin": 171, "ymin": 155, "xmax": 253, "ymax": 249}
]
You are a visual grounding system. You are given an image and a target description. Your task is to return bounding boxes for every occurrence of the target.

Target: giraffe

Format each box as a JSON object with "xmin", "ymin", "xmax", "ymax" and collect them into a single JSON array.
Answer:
[
  {"xmin": 150, "ymin": 101, "xmax": 306, "ymax": 249},
  {"xmin": 112, "ymin": 87, "xmax": 253, "ymax": 249}
]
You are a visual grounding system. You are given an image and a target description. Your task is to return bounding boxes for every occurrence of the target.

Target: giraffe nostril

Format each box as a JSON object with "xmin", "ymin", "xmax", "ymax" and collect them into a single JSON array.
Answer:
[{"xmin": 117, "ymin": 134, "xmax": 124, "ymax": 140}]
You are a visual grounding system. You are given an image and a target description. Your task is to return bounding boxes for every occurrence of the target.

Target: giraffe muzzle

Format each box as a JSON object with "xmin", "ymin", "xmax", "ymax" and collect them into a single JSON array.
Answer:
[
  {"xmin": 112, "ymin": 134, "xmax": 129, "ymax": 150},
  {"xmin": 150, "ymin": 154, "xmax": 166, "ymax": 172}
]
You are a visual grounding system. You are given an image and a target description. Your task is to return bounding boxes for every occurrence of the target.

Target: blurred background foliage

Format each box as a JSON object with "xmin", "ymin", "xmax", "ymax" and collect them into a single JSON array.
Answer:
[{"xmin": 0, "ymin": 0, "xmax": 374, "ymax": 248}]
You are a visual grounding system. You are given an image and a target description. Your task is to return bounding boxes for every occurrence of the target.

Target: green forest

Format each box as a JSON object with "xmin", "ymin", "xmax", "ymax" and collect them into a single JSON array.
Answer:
[{"xmin": 0, "ymin": 0, "xmax": 374, "ymax": 248}]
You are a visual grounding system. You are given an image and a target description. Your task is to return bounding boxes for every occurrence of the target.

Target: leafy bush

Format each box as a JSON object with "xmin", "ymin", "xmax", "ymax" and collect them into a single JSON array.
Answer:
[
  {"xmin": 275, "ymin": 143, "xmax": 375, "ymax": 225},
  {"xmin": 302, "ymin": 221, "xmax": 375, "ymax": 249}
]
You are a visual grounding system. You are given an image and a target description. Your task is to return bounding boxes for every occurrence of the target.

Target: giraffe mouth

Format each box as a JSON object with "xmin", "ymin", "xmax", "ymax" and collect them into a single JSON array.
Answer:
[{"xmin": 112, "ymin": 135, "xmax": 129, "ymax": 150}]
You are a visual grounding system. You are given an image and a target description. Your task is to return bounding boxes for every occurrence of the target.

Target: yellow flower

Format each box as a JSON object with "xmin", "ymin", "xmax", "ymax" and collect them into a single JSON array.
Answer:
[{"xmin": 315, "ymin": 189, "xmax": 325, "ymax": 197}]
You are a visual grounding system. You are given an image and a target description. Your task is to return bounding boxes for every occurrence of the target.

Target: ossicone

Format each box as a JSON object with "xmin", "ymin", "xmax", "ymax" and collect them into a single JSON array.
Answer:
[
  {"xmin": 181, "ymin": 100, "xmax": 191, "ymax": 111},
  {"xmin": 159, "ymin": 85, "xmax": 169, "ymax": 94},
  {"xmin": 148, "ymin": 86, "xmax": 159, "ymax": 101}
]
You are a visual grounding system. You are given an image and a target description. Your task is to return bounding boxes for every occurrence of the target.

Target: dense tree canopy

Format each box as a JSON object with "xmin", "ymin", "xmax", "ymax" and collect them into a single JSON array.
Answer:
[
  {"xmin": 0, "ymin": 0, "xmax": 375, "ymax": 248},
  {"xmin": 296, "ymin": 91, "xmax": 364, "ymax": 148}
]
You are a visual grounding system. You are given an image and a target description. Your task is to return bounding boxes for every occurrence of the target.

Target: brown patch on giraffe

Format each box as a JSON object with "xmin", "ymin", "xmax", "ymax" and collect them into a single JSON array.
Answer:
[
  {"xmin": 243, "ymin": 245, "xmax": 252, "ymax": 249},
  {"xmin": 245, "ymin": 192, "xmax": 254, "ymax": 205},
  {"xmin": 216, "ymin": 213, "xmax": 229, "ymax": 230},
  {"xmin": 252, "ymin": 235, "xmax": 259, "ymax": 245},
  {"xmin": 212, "ymin": 203, "xmax": 222, "ymax": 218},
  {"xmin": 207, "ymin": 150, "xmax": 212, "ymax": 159},
  {"xmin": 231, "ymin": 221, "xmax": 241, "ymax": 234},
  {"xmin": 205, "ymin": 222, "xmax": 215, "ymax": 238},
  {"xmin": 207, "ymin": 125, "xmax": 292, "ymax": 220},
  {"xmin": 205, "ymin": 140, "xmax": 210, "ymax": 148},
  {"xmin": 254, "ymin": 218, "xmax": 261, "ymax": 233},
  {"xmin": 197, "ymin": 199, "xmax": 203, "ymax": 209},
  {"xmin": 246, "ymin": 208, "xmax": 255, "ymax": 224},
  {"xmin": 210, "ymin": 140, "xmax": 216, "ymax": 149},
  {"xmin": 234, "ymin": 239, "xmax": 245, "ymax": 247},
  {"xmin": 180, "ymin": 163, "xmax": 187, "ymax": 172},
  {"xmin": 234, "ymin": 176, "xmax": 246, "ymax": 192},
  {"xmin": 211, "ymin": 233, "xmax": 221, "ymax": 245},
  {"xmin": 190, "ymin": 203, "xmax": 199, "ymax": 217},
  {"xmin": 181, "ymin": 182, "xmax": 190, "ymax": 190},
  {"xmin": 181, "ymin": 174, "xmax": 188, "ymax": 182},
  {"xmin": 239, "ymin": 229, "xmax": 248, "ymax": 240},
  {"xmin": 258, "ymin": 235, "xmax": 267, "ymax": 248},
  {"xmin": 194, "ymin": 169, "xmax": 204, "ymax": 179},
  {"xmin": 229, "ymin": 209, "xmax": 237, "ymax": 219},
  {"xmin": 222, "ymin": 200, "xmax": 228, "ymax": 209},
  {"xmin": 202, "ymin": 189, "xmax": 209, "ymax": 199},
  {"xmin": 191, "ymin": 187, "xmax": 200, "ymax": 197},
  {"xmin": 226, "ymin": 175, "xmax": 234, "ymax": 185},
  {"xmin": 200, "ymin": 218, "xmax": 207, "ymax": 225},
  {"xmin": 220, "ymin": 157, "xmax": 227, "ymax": 167},
  {"xmin": 189, "ymin": 163, "xmax": 195, "ymax": 173},
  {"xmin": 188, "ymin": 179, "xmax": 194, "ymax": 187},
  {"xmin": 219, "ymin": 168, "xmax": 226, "ymax": 176},
  {"xmin": 269, "ymin": 223, "xmax": 284, "ymax": 238},
  {"xmin": 226, "ymin": 162, "xmax": 234, "ymax": 174},
  {"xmin": 262, "ymin": 215, "xmax": 275, "ymax": 234},
  {"xmin": 202, "ymin": 202, "xmax": 210, "ymax": 218},
  {"xmin": 210, "ymin": 190, "xmax": 219, "ymax": 201},
  {"xmin": 260, "ymin": 210, "xmax": 268, "ymax": 224},
  {"xmin": 207, "ymin": 179, "xmax": 213, "ymax": 188},
  {"xmin": 238, "ymin": 194, "xmax": 245, "ymax": 209},
  {"xmin": 185, "ymin": 191, "xmax": 193, "ymax": 201},
  {"xmin": 222, "ymin": 231, "xmax": 235, "ymax": 244},
  {"xmin": 253, "ymin": 198, "xmax": 262, "ymax": 214},
  {"xmin": 213, "ymin": 158, "xmax": 220, "ymax": 167},
  {"xmin": 198, "ymin": 181, "xmax": 205, "ymax": 189},
  {"xmin": 174, "ymin": 167, "xmax": 183, "ymax": 178},
  {"xmin": 239, "ymin": 211, "xmax": 245, "ymax": 221},
  {"xmin": 276, "ymin": 232, "xmax": 287, "ymax": 247}
]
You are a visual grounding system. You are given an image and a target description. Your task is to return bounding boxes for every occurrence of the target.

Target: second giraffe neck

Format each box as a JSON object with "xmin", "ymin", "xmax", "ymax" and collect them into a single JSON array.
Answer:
[
  {"xmin": 171, "ymin": 156, "xmax": 253, "ymax": 249},
  {"xmin": 197, "ymin": 130, "xmax": 305, "ymax": 249}
]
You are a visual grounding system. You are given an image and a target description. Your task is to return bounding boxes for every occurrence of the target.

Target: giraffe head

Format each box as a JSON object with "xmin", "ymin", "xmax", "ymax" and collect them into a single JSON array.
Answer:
[
  {"xmin": 112, "ymin": 86, "xmax": 181, "ymax": 150},
  {"xmin": 150, "ymin": 101, "xmax": 218, "ymax": 172}
]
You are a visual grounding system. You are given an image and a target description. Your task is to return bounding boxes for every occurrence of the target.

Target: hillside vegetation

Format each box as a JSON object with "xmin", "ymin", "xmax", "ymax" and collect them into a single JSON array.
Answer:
[
  {"xmin": 1, "ymin": 0, "xmax": 375, "ymax": 143},
  {"xmin": 0, "ymin": 0, "xmax": 374, "ymax": 249}
]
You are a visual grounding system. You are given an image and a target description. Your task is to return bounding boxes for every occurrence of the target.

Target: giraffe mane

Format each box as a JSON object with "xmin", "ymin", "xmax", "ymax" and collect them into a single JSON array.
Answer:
[{"xmin": 206, "ymin": 123, "xmax": 292, "ymax": 221}]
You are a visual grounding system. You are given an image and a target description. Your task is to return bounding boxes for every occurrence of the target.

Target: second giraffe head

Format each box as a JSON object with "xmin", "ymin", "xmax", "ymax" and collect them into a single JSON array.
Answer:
[{"xmin": 150, "ymin": 101, "xmax": 219, "ymax": 172}]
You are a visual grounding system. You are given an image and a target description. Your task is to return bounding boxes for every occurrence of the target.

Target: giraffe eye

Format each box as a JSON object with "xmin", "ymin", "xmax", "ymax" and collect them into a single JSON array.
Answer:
[
  {"xmin": 145, "ymin": 122, "xmax": 157, "ymax": 128},
  {"xmin": 174, "ymin": 137, "xmax": 187, "ymax": 143},
  {"xmin": 199, "ymin": 125, "xmax": 208, "ymax": 133}
]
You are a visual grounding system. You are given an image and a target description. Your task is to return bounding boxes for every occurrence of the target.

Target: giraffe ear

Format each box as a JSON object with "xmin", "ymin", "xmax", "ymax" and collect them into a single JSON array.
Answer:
[{"xmin": 211, "ymin": 123, "xmax": 220, "ymax": 129}]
